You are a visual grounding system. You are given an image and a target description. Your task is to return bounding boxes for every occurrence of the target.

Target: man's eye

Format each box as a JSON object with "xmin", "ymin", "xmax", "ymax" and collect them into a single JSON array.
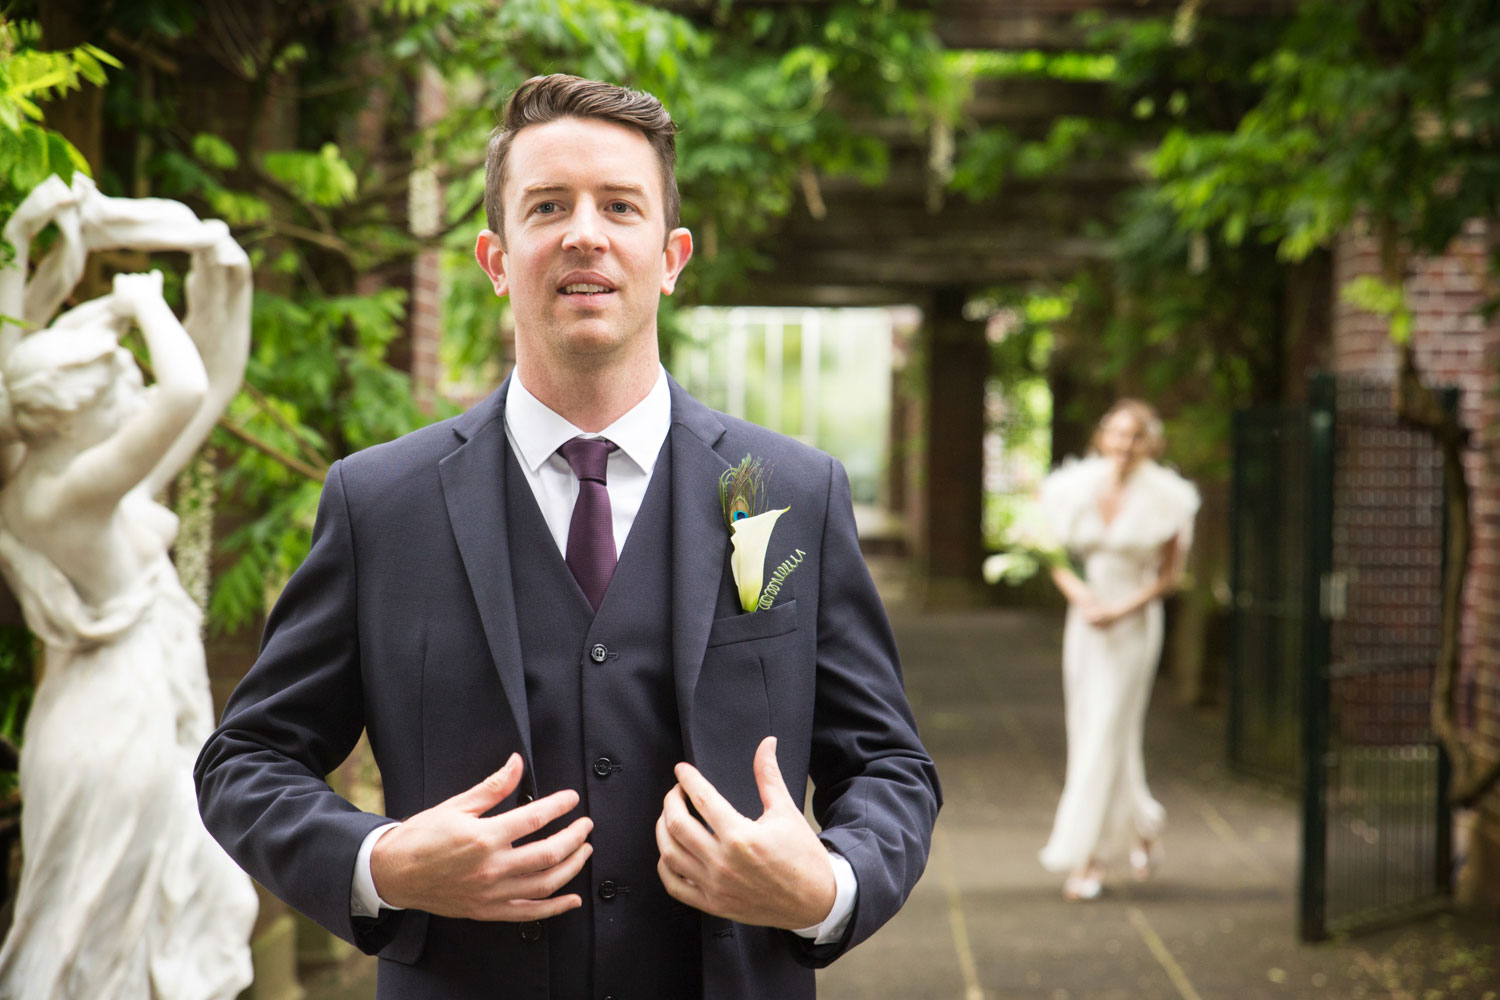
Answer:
[
  {"xmin": 534, "ymin": 202, "xmax": 558, "ymax": 214},
  {"xmin": 608, "ymin": 201, "xmax": 633, "ymax": 213}
]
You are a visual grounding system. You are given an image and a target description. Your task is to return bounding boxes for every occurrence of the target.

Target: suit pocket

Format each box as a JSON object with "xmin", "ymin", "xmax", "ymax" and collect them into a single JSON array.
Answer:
[{"xmin": 706, "ymin": 598, "xmax": 798, "ymax": 648}]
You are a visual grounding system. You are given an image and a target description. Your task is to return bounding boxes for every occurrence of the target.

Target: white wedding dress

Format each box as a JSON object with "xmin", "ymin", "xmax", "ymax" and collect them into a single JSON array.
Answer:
[
  {"xmin": 1036, "ymin": 457, "xmax": 1199, "ymax": 874},
  {"xmin": 0, "ymin": 493, "xmax": 256, "ymax": 999}
]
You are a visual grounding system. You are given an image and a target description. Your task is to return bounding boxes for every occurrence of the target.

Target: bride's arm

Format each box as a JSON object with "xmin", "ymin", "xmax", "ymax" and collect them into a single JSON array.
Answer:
[
  {"xmin": 1084, "ymin": 534, "xmax": 1185, "ymax": 628},
  {"xmin": 1050, "ymin": 565, "xmax": 1099, "ymax": 614}
]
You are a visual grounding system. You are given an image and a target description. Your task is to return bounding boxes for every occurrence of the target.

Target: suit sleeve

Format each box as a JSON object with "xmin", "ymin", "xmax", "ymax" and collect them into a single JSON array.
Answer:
[
  {"xmin": 798, "ymin": 457, "xmax": 941, "ymax": 965},
  {"xmin": 194, "ymin": 459, "xmax": 405, "ymax": 953}
]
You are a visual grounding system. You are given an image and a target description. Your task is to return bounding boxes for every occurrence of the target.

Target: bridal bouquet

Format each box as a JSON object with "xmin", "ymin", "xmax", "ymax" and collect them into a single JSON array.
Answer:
[{"xmin": 982, "ymin": 496, "xmax": 1071, "ymax": 586}]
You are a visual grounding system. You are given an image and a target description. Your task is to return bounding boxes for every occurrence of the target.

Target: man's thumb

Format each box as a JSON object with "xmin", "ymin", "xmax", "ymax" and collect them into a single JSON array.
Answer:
[
  {"xmin": 754, "ymin": 736, "xmax": 792, "ymax": 815},
  {"xmin": 456, "ymin": 753, "xmax": 523, "ymax": 814}
]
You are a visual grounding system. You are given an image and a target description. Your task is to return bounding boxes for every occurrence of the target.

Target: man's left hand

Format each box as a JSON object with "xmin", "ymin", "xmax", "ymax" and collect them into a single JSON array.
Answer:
[{"xmin": 656, "ymin": 735, "xmax": 836, "ymax": 930}]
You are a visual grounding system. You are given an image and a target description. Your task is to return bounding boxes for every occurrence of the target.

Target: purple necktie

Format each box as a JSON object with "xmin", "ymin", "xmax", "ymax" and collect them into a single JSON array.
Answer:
[{"xmin": 558, "ymin": 436, "xmax": 619, "ymax": 612}]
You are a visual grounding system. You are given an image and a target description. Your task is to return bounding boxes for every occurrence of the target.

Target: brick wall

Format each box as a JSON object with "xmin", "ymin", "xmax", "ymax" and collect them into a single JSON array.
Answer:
[
  {"xmin": 1331, "ymin": 219, "xmax": 1500, "ymax": 902},
  {"xmin": 408, "ymin": 64, "xmax": 448, "ymax": 407}
]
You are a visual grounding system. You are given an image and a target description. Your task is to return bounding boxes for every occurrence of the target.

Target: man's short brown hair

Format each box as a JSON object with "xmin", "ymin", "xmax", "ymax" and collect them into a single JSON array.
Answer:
[{"xmin": 484, "ymin": 74, "xmax": 681, "ymax": 241}]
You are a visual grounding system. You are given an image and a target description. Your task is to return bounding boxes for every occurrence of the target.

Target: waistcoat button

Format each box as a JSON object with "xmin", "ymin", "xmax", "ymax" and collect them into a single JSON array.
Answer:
[
  {"xmin": 598, "ymin": 880, "xmax": 618, "ymax": 900},
  {"xmin": 590, "ymin": 643, "xmax": 608, "ymax": 663},
  {"xmin": 593, "ymin": 757, "xmax": 616, "ymax": 778},
  {"xmin": 519, "ymin": 921, "xmax": 542, "ymax": 941}
]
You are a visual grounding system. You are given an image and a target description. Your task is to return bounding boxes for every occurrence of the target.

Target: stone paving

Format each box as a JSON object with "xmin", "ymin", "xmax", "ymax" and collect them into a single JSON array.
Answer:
[{"xmin": 304, "ymin": 604, "xmax": 1498, "ymax": 1000}]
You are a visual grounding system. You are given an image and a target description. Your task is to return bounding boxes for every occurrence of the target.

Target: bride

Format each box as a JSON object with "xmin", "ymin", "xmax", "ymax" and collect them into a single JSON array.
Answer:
[
  {"xmin": 1037, "ymin": 399, "xmax": 1199, "ymax": 901},
  {"xmin": 0, "ymin": 175, "xmax": 256, "ymax": 998}
]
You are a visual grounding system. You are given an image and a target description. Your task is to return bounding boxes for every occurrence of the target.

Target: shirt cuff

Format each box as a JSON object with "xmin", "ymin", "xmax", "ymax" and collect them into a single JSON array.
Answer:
[
  {"xmin": 790, "ymin": 850, "xmax": 857, "ymax": 945},
  {"xmin": 351, "ymin": 822, "xmax": 403, "ymax": 918}
]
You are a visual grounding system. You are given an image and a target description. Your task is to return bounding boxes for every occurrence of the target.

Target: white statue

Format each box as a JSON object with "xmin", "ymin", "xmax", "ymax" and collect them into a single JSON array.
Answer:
[{"xmin": 0, "ymin": 174, "xmax": 257, "ymax": 999}]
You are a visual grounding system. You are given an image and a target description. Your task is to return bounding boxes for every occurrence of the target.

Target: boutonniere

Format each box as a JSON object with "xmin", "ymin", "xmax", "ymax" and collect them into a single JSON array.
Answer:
[{"xmin": 720, "ymin": 455, "xmax": 804, "ymax": 612}]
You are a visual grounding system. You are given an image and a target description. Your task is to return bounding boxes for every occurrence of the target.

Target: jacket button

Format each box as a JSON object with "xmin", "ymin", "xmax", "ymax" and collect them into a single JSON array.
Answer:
[
  {"xmin": 518, "ymin": 791, "xmax": 534, "ymax": 805},
  {"xmin": 589, "ymin": 643, "xmax": 608, "ymax": 663},
  {"xmin": 593, "ymin": 757, "xmax": 616, "ymax": 778},
  {"xmin": 598, "ymin": 880, "xmax": 618, "ymax": 900},
  {"xmin": 519, "ymin": 921, "xmax": 542, "ymax": 941}
]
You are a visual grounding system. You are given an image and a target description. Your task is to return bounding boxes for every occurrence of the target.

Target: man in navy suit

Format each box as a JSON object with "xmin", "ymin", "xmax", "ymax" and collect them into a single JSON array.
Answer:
[{"xmin": 195, "ymin": 74, "xmax": 939, "ymax": 1000}]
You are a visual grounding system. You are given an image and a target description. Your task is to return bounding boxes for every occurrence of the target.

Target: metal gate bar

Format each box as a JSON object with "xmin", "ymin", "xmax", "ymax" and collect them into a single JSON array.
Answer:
[
  {"xmin": 1299, "ymin": 374, "xmax": 1453, "ymax": 941},
  {"xmin": 1228, "ymin": 406, "xmax": 1307, "ymax": 789},
  {"xmin": 1231, "ymin": 374, "xmax": 1453, "ymax": 941}
]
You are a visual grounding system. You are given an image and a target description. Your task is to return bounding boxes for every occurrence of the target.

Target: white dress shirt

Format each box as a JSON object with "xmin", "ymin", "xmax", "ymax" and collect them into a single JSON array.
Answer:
[{"xmin": 351, "ymin": 367, "xmax": 856, "ymax": 945}]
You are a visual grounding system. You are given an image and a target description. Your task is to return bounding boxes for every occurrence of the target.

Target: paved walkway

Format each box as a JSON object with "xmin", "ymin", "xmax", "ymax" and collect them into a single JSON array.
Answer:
[
  {"xmin": 306, "ymin": 605, "xmax": 1497, "ymax": 1000},
  {"xmin": 816, "ymin": 606, "xmax": 1495, "ymax": 1000}
]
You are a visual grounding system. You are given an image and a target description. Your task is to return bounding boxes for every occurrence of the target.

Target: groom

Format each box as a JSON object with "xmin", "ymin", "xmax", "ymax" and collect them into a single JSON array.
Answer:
[{"xmin": 195, "ymin": 74, "xmax": 939, "ymax": 1000}]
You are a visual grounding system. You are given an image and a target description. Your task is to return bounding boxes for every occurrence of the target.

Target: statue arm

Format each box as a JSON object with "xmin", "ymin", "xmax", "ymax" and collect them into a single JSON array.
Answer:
[
  {"xmin": 0, "ymin": 175, "xmax": 81, "ymax": 359},
  {"xmin": 59, "ymin": 271, "xmax": 208, "ymax": 511},
  {"xmin": 141, "ymin": 228, "xmax": 251, "ymax": 497},
  {"xmin": 64, "ymin": 179, "xmax": 252, "ymax": 495}
]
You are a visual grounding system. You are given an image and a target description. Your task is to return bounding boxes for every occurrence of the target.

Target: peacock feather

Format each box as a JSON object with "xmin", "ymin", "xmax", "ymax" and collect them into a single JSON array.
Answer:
[{"xmin": 719, "ymin": 454, "xmax": 770, "ymax": 531}]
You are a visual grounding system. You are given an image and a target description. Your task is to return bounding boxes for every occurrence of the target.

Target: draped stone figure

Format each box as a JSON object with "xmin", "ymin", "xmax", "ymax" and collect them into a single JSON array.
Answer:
[{"xmin": 0, "ymin": 174, "xmax": 257, "ymax": 999}]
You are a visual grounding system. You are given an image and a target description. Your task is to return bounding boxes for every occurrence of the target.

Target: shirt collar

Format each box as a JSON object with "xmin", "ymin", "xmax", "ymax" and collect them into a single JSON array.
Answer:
[{"xmin": 504, "ymin": 366, "xmax": 671, "ymax": 476}]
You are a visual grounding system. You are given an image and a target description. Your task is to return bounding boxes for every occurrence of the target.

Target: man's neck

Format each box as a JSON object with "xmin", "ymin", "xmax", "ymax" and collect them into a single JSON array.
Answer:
[{"xmin": 515, "ymin": 350, "xmax": 660, "ymax": 433}]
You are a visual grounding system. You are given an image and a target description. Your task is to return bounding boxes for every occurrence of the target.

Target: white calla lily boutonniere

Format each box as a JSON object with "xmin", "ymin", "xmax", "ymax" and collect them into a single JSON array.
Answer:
[{"xmin": 720, "ymin": 455, "xmax": 803, "ymax": 612}]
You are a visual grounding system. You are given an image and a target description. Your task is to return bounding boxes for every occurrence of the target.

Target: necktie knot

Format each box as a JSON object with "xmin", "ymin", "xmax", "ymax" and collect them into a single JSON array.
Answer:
[{"xmin": 558, "ymin": 436, "xmax": 616, "ymax": 484}]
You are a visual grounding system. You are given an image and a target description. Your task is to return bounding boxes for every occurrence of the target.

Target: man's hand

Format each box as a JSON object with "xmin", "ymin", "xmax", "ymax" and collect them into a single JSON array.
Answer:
[
  {"xmin": 655, "ymin": 736, "xmax": 836, "ymax": 930},
  {"xmin": 371, "ymin": 753, "xmax": 593, "ymax": 921}
]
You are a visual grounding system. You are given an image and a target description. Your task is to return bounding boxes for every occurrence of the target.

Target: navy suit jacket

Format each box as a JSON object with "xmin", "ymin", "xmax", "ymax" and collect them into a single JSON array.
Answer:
[{"xmin": 195, "ymin": 376, "xmax": 940, "ymax": 999}]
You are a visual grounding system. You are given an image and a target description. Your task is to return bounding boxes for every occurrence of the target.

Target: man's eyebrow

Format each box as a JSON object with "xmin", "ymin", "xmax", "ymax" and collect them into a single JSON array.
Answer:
[{"xmin": 519, "ymin": 182, "xmax": 650, "ymax": 197}]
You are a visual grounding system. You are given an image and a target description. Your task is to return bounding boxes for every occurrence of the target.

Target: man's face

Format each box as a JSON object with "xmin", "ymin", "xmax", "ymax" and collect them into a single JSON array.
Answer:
[{"xmin": 476, "ymin": 117, "xmax": 692, "ymax": 370}]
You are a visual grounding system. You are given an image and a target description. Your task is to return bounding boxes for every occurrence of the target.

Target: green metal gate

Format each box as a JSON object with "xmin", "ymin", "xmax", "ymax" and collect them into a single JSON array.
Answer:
[
  {"xmin": 1229, "ymin": 403, "xmax": 1309, "ymax": 789},
  {"xmin": 1230, "ymin": 374, "xmax": 1453, "ymax": 941}
]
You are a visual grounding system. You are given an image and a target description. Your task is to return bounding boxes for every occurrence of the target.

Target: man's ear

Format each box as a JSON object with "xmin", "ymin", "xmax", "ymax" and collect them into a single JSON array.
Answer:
[
  {"xmin": 660, "ymin": 227, "xmax": 694, "ymax": 296},
  {"xmin": 476, "ymin": 229, "xmax": 508, "ymax": 297}
]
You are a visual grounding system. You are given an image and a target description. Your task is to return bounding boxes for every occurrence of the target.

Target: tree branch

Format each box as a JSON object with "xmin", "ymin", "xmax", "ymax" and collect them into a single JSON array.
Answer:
[
  {"xmin": 135, "ymin": 357, "xmax": 330, "ymax": 482},
  {"xmin": 1397, "ymin": 341, "xmax": 1497, "ymax": 807},
  {"xmin": 237, "ymin": 378, "xmax": 333, "ymax": 471},
  {"xmin": 344, "ymin": 155, "xmax": 486, "ymax": 215},
  {"xmin": 266, "ymin": 220, "xmax": 356, "ymax": 264},
  {"xmin": 217, "ymin": 417, "xmax": 327, "ymax": 484}
]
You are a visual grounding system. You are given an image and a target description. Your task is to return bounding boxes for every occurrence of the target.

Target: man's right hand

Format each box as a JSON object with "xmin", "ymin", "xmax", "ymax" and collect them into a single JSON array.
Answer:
[{"xmin": 370, "ymin": 753, "xmax": 593, "ymax": 921}]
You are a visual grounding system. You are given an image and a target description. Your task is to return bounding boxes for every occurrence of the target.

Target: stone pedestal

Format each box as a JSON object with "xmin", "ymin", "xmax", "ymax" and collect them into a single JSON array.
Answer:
[{"xmin": 245, "ymin": 911, "xmax": 304, "ymax": 1000}]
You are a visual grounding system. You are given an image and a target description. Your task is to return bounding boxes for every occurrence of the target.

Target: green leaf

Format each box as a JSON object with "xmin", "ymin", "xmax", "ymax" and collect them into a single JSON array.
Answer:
[
  {"xmin": 261, "ymin": 143, "xmax": 357, "ymax": 207},
  {"xmin": 1340, "ymin": 275, "xmax": 1406, "ymax": 317},
  {"xmin": 192, "ymin": 133, "xmax": 239, "ymax": 170}
]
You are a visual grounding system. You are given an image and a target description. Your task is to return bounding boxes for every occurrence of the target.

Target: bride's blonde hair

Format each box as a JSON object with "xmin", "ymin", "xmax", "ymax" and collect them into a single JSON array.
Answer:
[{"xmin": 1090, "ymin": 398, "xmax": 1165, "ymax": 459}]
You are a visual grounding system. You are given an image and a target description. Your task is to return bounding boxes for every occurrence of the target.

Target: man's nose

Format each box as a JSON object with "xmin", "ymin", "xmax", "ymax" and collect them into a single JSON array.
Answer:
[{"xmin": 562, "ymin": 201, "xmax": 609, "ymax": 253}]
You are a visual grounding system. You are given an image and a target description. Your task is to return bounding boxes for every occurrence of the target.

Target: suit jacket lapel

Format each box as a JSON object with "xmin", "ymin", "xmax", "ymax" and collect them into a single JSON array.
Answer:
[
  {"xmin": 437, "ymin": 378, "xmax": 535, "ymax": 764},
  {"xmin": 667, "ymin": 377, "xmax": 730, "ymax": 761}
]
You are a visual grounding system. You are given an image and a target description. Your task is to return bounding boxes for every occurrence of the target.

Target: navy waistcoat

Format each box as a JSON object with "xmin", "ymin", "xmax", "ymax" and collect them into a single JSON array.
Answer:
[{"xmin": 506, "ymin": 443, "xmax": 703, "ymax": 1000}]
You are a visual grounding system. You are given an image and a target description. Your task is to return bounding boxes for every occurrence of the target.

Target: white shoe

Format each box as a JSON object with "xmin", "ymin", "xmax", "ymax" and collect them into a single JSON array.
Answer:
[
  {"xmin": 1130, "ymin": 840, "xmax": 1161, "ymax": 882},
  {"xmin": 1063, "ymin": 871, "xmax": 1103, "ymax": 901}
]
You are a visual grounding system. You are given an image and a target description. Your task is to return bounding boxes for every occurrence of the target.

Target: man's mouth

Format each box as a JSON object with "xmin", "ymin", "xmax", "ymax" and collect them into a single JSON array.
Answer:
[{"xmin": 561, "ymin": 283, "xmax": 613, "ymax": 295}]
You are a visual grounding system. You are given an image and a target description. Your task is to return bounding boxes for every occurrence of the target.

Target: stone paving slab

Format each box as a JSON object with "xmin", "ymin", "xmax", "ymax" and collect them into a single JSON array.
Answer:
[
  {"xmin": 815, "ymin": 608, "xmax": 1497, "ymax": 1000},
  {"xmin": 304, "ymin": 605, "xmax": 1498, "ymax": 1000}
]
